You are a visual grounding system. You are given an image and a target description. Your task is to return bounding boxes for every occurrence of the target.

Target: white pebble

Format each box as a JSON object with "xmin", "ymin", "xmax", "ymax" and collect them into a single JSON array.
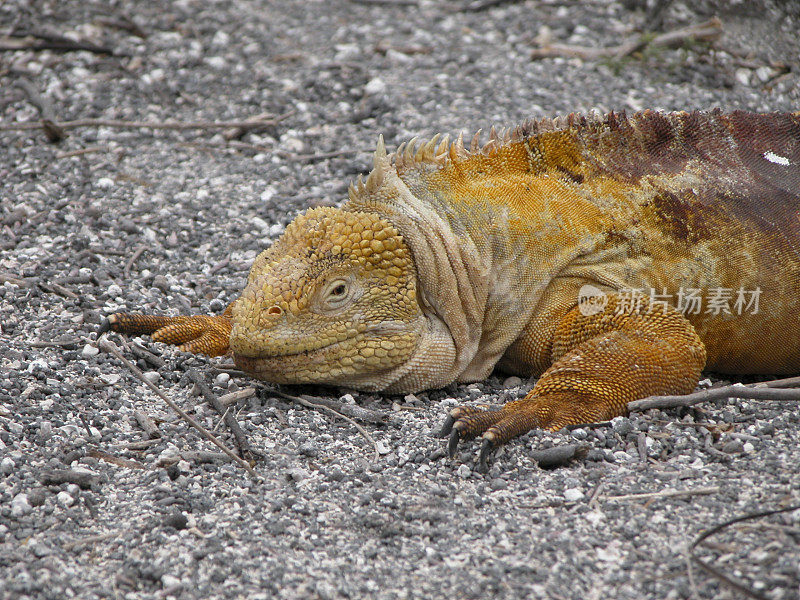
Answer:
[
  {"xmin": 214, "ymin": 373, "xmax": 230, "ymax": 387},
  {"xmin": 457, "ymin": 464, "xmax": 471, "ymax": 478},
  {"xmin": 211, "ymin": 30, "xmax": 230, "ymax": 46},
  {"xmin": 204, "ymin": 56, "xmax": 226, "ymax": 69},
  {"xmin": 743, "ymin": 442, "xmax": 755, "ymax": 454},
  {"xmin": 364, "ymin": 77, "xmax": 386, "ymax": 95},
  {"xmin": 142, "ymin": 371, "xmax": 160, "ymax": 385},
  {"xmin": 564, "ymin": 488, "xmax": 585, "ymax": 502},
  {"xmin": 11, "ymin": 493, "xmax": 31, "ymax": 517},
  {"xmin": 56, "ymin": 491, "xmax": 75, "ymax": 508},
  {"xmin": 96, "ymin": 177, "xmax": 115, "ymax": 189},
  {"xmin": 161, "ymin": 574, "xmax": 182, "ymax": 589},
  {"xmin": 99, "ymin": 373, "xmax": 121, "ymax": 385},
  {"xmin": 81, "ymin": 344, "xmax": 100, "ymax": 358},
  {"xmin": 0, "ymin": 457, "xmax": 14, "ymax": 475},
  {"xmin": 251, "ymin": 216, "xmax": 270, "ymax": 232}
]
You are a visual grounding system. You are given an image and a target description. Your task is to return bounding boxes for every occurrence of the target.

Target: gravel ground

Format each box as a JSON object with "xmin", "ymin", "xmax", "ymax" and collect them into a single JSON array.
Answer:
[{"xmin": 2, "ymin": 1, "xmax": 800, "ymax": 599}]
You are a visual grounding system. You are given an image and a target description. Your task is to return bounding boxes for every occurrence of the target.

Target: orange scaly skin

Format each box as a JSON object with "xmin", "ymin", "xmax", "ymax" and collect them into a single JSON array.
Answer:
[{"xmin": 104, "ymin": 110, "xmax": 800, "ymax": 464}]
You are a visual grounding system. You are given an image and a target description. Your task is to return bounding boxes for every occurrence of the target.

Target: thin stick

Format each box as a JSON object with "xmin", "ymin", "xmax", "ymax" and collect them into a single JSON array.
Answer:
[
  {"xmin": 219, "ymin": 387, "xmax": 257, "ymax": 407},
  {"xmin": 600, "ymin": 486, "xmax": 719, "ymax": 502},
  {"xmin": 629, "ymin": 379, "xmax": 800, "ymax": 412},
  {"xmin": 689, "ymin": 504, "xmax": 800, "ymax": 600},
  {"xmin": 123, "ymin": 244, "xmax": 147, "ymax": 279},
  {"xmin": 63, "ymin": 532, "xmax": 117, "ymax": 551},
  {"xmin": 97, "ymin": 339, "xmax": 257, "ymax": 477},
  {"xmin": 0, "ymin": 110, "xmax": 294, "ymax": 133},
  {"xmin": 38, "ymin": 280, "xmax": 79, "ymax": 299},
  {"xmin": 270, "ymin": 389, "xmax": 380, "ymax": 462},
  {"xmin": 531, "ymin": 17, "xmax": 722, "ymax": 60},
  {"xmin": 56, "ymin": 146, "xmax": 109, "ymax": 159},
  {"xmin": 185, "ymin": 368, "xmax": 256, "ymax": 460}
]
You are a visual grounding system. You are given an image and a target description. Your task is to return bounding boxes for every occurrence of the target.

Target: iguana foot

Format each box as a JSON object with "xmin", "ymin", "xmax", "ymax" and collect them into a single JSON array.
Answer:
[
  {"xmin": 440, "ymin": 391, "xmax": 603, "ymax": 472},
  {"xmin": 101, "ymin": 313, "xmax": 232, "ymax": 356}
]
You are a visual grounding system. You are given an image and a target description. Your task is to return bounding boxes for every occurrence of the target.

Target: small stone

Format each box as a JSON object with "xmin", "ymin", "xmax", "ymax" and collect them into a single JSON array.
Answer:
[
  {"xmin": 251, "ymin": 216, "xmax": 270, "ymax": 232},
  {"xmin": 205, "ymin": 56, "xmax": 226, "ymax": 69},
  {"xmin": 11, "ymin": 493, "xmax": 32, "ymax": 517},
  {"xmin": 490, "ymin": 478, "xmax": 508, "ymax": 491},
  {"xmin": 364, "ymin": 77, "xmax": 386, "ymax": 95},
  {"xmin": 153, "ymin": 275, "xmax": 170, "ymax": 293},
  {"xmin": 503, "ymin": 376, "xmax": 522, "ymax": 388},
  {"xmin": 286, "ymin": 467, "xmax": 308, "ymax": 482},
  {"xmin": 161, "ymin": 574, "xmax": 182, "ymax": 589},
  {"xmin": 164, "ymin": 510, "xmax": 188, "ymax": 530},
  {"xmin": 571, "ymin": 428, "xmax": 588, "ymax": 440},
  {"xmin": 28, "ymin": 488, "xmax": 47, "ymax": 507},
  {"xmin": 0, "ymin": 457, "xmax": 14, "ymax": 475},
  {"xmin": 106, "ymin": 284, "xmax": 123, "ymax": 298},
  {"xmin": 56, "ymin": 491, "xmax": 75, "ymax": 508},
  {"xmin": 722, "ymin": 440, "xmax": 744, "ymax": 454},
  {"xmin": 457, "ymin": 464, "xmax": 471, "ymax": 478},
  {"xmin": 742, "ymin": 442, "xmax": 755, "ymax": 454},
  {"xmin": 81, "ymin": 344, "xmax": 100, "ymax": 358},
  {"xmin": 96, "ymin": 177, "xmax": 115, "ymax": 189},
  {"xmin": 142, "ymin": 371, "xmax": 160, "ymax": 385},
  {"xmin": 564, "ymin": 488, "xmax": 585, "ymax": 502},
  {"xmin": 735, "ymin": 68, "xmax": 751, "ymax": 86},
  {"xmin": 214, "ymin": 373, "xmax": 230, "ymax": 387},
  {"xmin": 375, "ymin": 441, "xmax": 391, "ymax": 455},
  {"xmin": 611, "ymin": 417, "xmax": 633, "ymax": 436},
  {"xmin": 99, "ymin": 373, "xmax": 121, "ymax": 385},
  {"xmin": 299, "ymin": 442, "xmax": 319, "ymax": 457}
]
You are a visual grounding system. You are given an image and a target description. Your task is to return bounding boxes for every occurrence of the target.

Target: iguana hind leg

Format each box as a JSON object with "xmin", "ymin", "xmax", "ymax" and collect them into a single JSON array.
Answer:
[
  {"xmin": 442, "ymin": 294, "xmax": 707, "ymax": 466},
  {"xmin": 101, "ymin": 305, "xmax": 233, "ymax": 357}
]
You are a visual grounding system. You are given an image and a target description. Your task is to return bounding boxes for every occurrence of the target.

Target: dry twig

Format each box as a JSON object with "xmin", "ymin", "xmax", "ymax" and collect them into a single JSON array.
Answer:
[
  {"xmin": 629, "ymin": 377, "xmax": 800, "ymax": 412},
  {"xmin": 0, "ymin": 110, "xmax": 295, "ymax": 135},
  {"xmin": 97, "ymin": 339, "xmax": 258, "ymax": 477},
  {"xmin": 185, "ymin": 368, "xmax": 256, "ymax": 460},
  {"xmin": 219, "ymin": 387, "xmax": 257, "ymax": 407},
  {"xmin": 123, "ymin": 244, "xmax": 147, "ymax": 280},
  {"xmin": 63, "ymin": 532, "xmax": 117, "ymax": 551},
  {"xmin": 600, "ymin": 486, "xmax": 719, "ymax": 503},
  {"xmin": 689, "ymin": 504, "xmax": 800, "ymax": 600},
  {"xmin": 0, "ymin": 32, "xmax": 114, "ymax": 54},
  {"xmin": 531, "ymin": 17, "xmax": 722, "ymax": 61}
]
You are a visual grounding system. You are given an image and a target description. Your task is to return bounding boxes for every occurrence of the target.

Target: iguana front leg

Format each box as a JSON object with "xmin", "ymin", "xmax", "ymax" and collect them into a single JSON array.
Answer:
[
  {"xmin": 101, "ymin": 304, "xmax": 233, "ymax": 356},
  {"xmin": 441, "ymin": 294, "xmax": 707, "ymax": 467}
]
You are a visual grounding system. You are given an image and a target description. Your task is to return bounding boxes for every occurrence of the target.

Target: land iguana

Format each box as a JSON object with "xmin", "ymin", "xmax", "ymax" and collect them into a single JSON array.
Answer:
[{"xmin": 103, "ymin": 109, "xmax": 800, "ymax": 465}]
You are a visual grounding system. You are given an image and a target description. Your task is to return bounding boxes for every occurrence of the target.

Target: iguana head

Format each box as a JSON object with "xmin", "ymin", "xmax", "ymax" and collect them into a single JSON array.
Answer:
[{"xmin": 229, "ymin": 206, "xmax": 430, "ymax": 390}]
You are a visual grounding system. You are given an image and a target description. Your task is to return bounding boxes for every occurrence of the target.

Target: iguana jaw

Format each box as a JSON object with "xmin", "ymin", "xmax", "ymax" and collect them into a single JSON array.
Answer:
[{"xmin": 230, "ymin": 320, "xmax": 429, "ymax": 390}]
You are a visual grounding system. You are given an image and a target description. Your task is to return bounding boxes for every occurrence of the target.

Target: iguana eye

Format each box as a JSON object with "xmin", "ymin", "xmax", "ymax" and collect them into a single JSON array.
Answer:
[{"xmin": 320, "ymin": 277, "xmax": 355, "ymax": 310}]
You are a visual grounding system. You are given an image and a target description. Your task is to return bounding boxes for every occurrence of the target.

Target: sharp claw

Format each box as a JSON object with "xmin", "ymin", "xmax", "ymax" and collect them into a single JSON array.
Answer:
[
  {"xmin": 477, "ymin": 438, "xmax": 494, "ymax": 473},
  {"xmin": 447, "ymin": 428, "xmax": 461, "ymax": 458},
  {"xmin": 438, "ymin": 414, "xmax": 456, "ymax": 438},
  {"xmin": 98, "ymin": 318, "xmax": 112, "ymax": 335}
]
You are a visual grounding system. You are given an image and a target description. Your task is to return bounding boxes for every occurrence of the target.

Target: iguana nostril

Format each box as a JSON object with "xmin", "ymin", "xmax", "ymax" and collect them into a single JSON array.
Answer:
[{"xmin": 267, "ymin": 305, "xmax": 282, "ymax": 316}]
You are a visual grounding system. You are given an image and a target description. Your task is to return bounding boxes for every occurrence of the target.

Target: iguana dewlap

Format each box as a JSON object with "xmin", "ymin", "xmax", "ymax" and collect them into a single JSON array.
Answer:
[{"xmin": 105, "ymin": 110, "xmax": 800, "ymax": 455}]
